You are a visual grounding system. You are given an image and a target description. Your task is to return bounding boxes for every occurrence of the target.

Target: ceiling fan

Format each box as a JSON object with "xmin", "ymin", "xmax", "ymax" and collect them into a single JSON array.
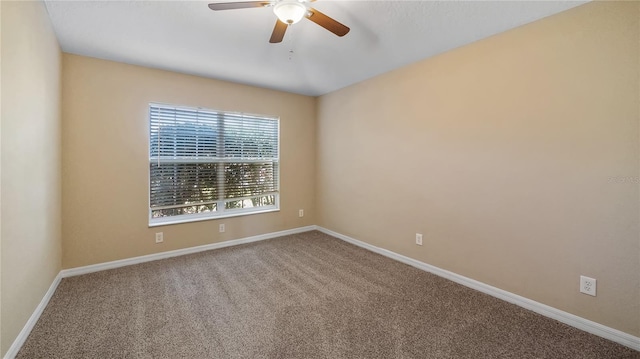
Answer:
[{"xmin": 208, "ymin": 0, "xmax": 350, "ymax": 43}]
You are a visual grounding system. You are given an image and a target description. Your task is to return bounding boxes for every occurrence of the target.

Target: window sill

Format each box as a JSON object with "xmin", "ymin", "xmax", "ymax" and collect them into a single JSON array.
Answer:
[{"xmin": 149, "ymin": 207, "xmax": 279, "ymax": 227}]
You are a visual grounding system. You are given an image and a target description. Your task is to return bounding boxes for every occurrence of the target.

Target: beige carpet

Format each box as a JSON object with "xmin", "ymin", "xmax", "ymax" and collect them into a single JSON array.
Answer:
[{"xmin": 17, "ymin": 231, "xmax": 638, "ymax": 358}]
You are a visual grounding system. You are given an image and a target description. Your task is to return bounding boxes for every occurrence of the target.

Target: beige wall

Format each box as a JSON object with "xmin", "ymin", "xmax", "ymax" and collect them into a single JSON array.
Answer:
[
  {"xmin": 1, "ymin": 0, "xmax": 62, "ymax": 355},
  {"xmin": 62, "ymin": 54, "xmax": 316, "ymax": 268},
  {"xmin": 1, "ymin": 0, "xmax": 637, "ymax": 352},
  {"xmin": 317, "ymin": 1, "xmax": 639, "ymax": 337}
]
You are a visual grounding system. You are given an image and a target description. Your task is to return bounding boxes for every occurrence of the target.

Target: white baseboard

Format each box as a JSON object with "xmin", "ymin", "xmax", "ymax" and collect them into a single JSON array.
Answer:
[
  {"xmin": 5, "ymin": 225, "xmax": 316, "ymax": 359},
  {"xmin": 4, "ymin": 272, "xmax": 62, "ymax": 359},
  {"xmin": 61, "ymin": 225, "xmax": 318, "ymax": 278},
  {"xmin": 316, "ymin": 226, "xmax": 640, "ymax": 352},
  {"xmin": 6, "ymin": 225, "xmax": 638, "ymax": 358}
]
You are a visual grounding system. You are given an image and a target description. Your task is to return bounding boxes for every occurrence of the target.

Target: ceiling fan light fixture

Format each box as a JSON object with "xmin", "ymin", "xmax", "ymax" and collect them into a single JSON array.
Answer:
[{"xmin": 273, "ymin": 1, "xmax": 306, "ymax": 25}]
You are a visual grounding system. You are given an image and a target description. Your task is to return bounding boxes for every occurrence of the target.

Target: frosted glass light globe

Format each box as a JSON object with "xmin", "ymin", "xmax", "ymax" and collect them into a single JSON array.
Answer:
[{"xmin": 274, "ymin": 1, "xmax": 306, "ymax": 24}]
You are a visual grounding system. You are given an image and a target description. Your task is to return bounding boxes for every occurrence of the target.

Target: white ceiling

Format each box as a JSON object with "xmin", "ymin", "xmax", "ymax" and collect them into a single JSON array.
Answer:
[{"xmin": 44, "ymin": 0, "xmax": 587, "ymax": 96}]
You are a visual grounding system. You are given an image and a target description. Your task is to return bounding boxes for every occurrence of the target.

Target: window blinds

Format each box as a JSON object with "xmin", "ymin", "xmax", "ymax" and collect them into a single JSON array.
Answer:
[{"xmin": 149, "ymin": 104, "xmax": 279, "ymax": 218}]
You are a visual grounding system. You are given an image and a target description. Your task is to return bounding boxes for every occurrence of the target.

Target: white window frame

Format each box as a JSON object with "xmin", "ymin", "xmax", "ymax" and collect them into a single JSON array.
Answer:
[{"xmin": 148, "ymin": 103, "xmax": 280, "ymax": 227}]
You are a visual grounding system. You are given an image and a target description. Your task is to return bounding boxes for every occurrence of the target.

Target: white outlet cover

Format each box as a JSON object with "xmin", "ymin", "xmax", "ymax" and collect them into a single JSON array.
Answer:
[
  {"xmin": 580, "ymin": 275, "xmax": 596, "ymax": 296},
  {"xmin": 219, "ymin": 224, "xmax": 225, "ymax": 233},
  {"xmin": 155, "ymin": 232, "xmax": 163, "ymax": 243},
  {"xmin": 416, "ymin": 233, "xmax": 423, "ymax": 246}
]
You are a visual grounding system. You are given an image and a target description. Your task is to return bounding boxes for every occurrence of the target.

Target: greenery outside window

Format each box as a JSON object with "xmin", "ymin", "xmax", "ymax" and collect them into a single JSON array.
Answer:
[{"xmin": 149, "ymin": 103, "xmax": 279, "ymax": 226}]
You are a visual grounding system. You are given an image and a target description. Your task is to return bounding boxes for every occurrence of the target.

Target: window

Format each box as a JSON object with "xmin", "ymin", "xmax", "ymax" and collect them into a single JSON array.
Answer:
[{"xmin": 149, "ymin": 103, "xmax": 279, "ymax": 226}]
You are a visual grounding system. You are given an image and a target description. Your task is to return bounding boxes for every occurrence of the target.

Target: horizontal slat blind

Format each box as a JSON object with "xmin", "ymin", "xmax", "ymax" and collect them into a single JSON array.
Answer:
[
  {"xmin": 223, "ymin": 162, "xmax": 278, "ymax": 199},
  {"xmin": 150, "ymin": 163, "xmax": 218, "ymax": 207},
  {"xmin": 149, "ymin": 103, "xmax": 279, "ymax": 219}
]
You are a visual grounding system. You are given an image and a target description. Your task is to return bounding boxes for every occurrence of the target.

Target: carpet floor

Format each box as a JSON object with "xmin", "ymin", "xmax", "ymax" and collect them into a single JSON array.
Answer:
[{"xmin": 17, "ymin": 231, "xmax": 638, "ymax": 358}]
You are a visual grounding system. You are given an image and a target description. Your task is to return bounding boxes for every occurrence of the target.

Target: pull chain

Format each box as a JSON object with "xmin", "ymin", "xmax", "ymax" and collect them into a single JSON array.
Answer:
[{"xmin": 287, "ymin": 23, "xmax": 295, "ymax": 61}]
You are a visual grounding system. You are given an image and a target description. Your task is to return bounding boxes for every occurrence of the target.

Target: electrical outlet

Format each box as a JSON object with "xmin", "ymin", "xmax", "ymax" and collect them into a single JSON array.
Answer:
[
  {"xmin": 299, "ymin": 209, "xmax": 304, "ymax": 218},
  {"xmin": 416, "ymin": 233, "xmax": 423, "ymax": 246},
  {"xmin": 219, "ymin": 224, "xmax": 225, "ymax": 233},
  {"xmin": 155, "ymin": 232, "xmax": 163, "ymax": 244},
  {"xmin": 580, "ymin": 275, "xmax": 596, "ymax": 296}
]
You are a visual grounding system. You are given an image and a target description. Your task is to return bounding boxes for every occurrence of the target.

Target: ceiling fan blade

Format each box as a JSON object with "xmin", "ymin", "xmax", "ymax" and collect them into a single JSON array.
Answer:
[
  {"xmin": 208, "ymin": 1, "xmax": 271, "ymax": 11},
  {"xmin": 306, "ymin": 8, "xmax": 350, "ymax": 37},
  {"xmin": 269, "ymin": 20, "xmax": 288, "ymax": 43}
]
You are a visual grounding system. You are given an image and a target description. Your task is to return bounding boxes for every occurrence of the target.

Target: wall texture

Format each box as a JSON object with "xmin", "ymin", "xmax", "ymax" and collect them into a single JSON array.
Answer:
[
  {"xmin": 316, "ymin": 1, "xmax": 639, "ymax": 336},
  {"xmin": 62, "ymin": 55, "xmax": 316, "ymax": 268},
  {"xmin": 1, "ymin": 1, "xmax": 62, "ymax": 355}
]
